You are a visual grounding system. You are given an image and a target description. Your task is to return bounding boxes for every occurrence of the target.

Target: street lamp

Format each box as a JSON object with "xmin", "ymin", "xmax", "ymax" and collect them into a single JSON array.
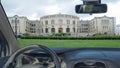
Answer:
[{"xmin": 14, "ymin": 15, "xmax": 19, "ymax": 38}]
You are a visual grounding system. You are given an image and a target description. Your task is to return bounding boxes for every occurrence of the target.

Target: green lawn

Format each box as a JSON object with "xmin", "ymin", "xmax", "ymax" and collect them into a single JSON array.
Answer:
[{"xmin": 18, "ymin": 39, "xmax": 120, "ymax": 48}]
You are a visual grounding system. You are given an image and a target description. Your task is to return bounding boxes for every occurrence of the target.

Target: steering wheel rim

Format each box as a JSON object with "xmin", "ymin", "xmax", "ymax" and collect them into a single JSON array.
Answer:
[{"xmin": 4, "ymin": 45, "xmax": 61, "ymax": 68}]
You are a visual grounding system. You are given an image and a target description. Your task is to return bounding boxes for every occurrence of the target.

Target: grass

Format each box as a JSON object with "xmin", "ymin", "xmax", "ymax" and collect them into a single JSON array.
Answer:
[{"xmin": 18, "ymin": 39, "xmax": 120, "ymax": 48}]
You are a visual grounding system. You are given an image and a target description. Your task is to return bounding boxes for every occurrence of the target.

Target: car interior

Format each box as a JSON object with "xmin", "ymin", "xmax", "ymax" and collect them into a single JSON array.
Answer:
[{"xmin": 0, "ymin": 0, "xmax": 120, "ymax": 68}]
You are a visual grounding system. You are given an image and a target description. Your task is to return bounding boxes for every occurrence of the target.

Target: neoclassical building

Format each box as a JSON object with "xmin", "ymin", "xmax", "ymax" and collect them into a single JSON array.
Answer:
[
  {"xmin": 8, "ymin": 15, "xmax": 29, "ymax": 35},
  {"xmin": 8, "ymin": 15, "xmax": 115, "ymax": 37},
  {"xmin": 40, "ymin": 14, "xmax": 80, "ymax": 36},
  {"xmin": 77, "ymin": 16, "xmax": 115, "ymax": 36},
  {"xmin": 89, "ymin": 16, "xmax": 115, "ymax": 35},
  {"xmin": 8, "ymin": 15, "xmax": 41, "ymax": 36}
]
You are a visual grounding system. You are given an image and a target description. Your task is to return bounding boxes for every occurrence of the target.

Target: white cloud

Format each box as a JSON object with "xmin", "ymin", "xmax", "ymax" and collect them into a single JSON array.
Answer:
[
  {"xmin": 2, "ymin": 0, "xmax": 120, "ymax": 25},
  {"xmin": 44, "ymin": 5, "xmax": 60, "ymax": 15},
  {"xmin": 28, "ymin": 13, "xmax": 39, "ymax": 20},
  {"xmin": 106, "ymin": 2, "xmax": 120, "ymax": 24}
]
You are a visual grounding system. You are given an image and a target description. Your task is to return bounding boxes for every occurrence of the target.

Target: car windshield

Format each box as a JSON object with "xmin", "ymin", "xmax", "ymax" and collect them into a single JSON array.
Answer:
[{"xmin": 1, "ymin": 0, "xmax": 120, "ymax": 48}]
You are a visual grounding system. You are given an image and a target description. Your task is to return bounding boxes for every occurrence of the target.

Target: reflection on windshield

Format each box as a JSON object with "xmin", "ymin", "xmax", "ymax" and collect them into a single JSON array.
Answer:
[{"xmin": 2, "ymin": 0, "xmax": 120, "ymax": 48}]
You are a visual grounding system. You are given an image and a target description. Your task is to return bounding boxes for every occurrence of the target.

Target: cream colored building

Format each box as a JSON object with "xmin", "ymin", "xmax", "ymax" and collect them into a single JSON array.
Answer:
[
  {"xmin": 77, "ymin": 16, "xmax": 115, "ymax": 36},
  {"xmin": 26, "ymin": 20, "xmax": 41, "ymax": 36},
  {"xmin": 8, "ymin": 15, "xmax": 115, "ymax": 37},
  {"xmin": 77, "ymin": 20, "xmax": 90, "ymax": 36},
  {"xmin": 40, "ymin": 14, "xmax": 80, "ymax": 36},
  {"xmin": 9, "ymin": 15, "xmax": 41, "ymax": 36},
  {"xmin": 89, "ymin": 16, "xmax": 115, "ymax": 35},
  {"xmin": 8, "ymin": 15, "xmax": 29, "ymax": 35},
  {"xmin": 78, "ymin": 20, "xmax": 90, "ymax": 33}
]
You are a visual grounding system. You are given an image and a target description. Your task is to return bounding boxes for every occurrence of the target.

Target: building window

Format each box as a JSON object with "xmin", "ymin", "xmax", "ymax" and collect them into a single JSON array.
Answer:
[
  {"xmin": 51, "ymin": 20, "xmax": 55, "ymax": 25},
  {"xmin": 73, "ymin": 20, "xmax": 75, "ymax": 25},
  {"xmin": 42, "ymin": 28, "xmax": 43, "ymax": 33},
  {"xmin": 67, "ymin": 20, "xmax": 70, "ymax": 25},
  {"xmin": 103, "ymin": 26, "xmax": 109, "ymax": 30},
  {"xmin": 101, "ymin": 20, "xmax": 109, "ymax": 24},
  {"xmin": 45, "ymin": 28, "xmax": 48, "ymax": 33},
  {"xmin": 17, "ymin": 20, "xmax": 19, "ymax": 24},
  {"xmin": 67, "ymin": 26, "xmax": 69, "ymax": 28},
  {"xmin": 45, "ymin": 20, "xmax": 48, "ymax": 25},
  {"xmin": 52, "ymin": 26, "xmax": 54, "ymax": 28},
  {"xmin": 66, "ymin": 28, "xmax": 70, "ymax": 33},
  {"xmin": 31, "ymin": 24, "xmax": 35, "ymax": 27},
  {"xmin": 58, "ymin": 19, "xmax": 63, "ymax": 25},
  {"xmin": 51, "ymin": 28, "xmax": 55, "ymax": 33},
  {"xmin": 11, "ymin": 20, "xmax": 15, "ymax": 24},
  {"xmin": 73, "ymin": 28, "xmax": 75, "ymax": 33}
]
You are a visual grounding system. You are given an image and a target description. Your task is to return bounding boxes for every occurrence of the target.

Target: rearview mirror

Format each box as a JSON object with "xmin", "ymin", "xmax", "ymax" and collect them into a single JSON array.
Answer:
[{"xmin": 75, "ymin": 4, "xmax": 107, "ymax": 14}]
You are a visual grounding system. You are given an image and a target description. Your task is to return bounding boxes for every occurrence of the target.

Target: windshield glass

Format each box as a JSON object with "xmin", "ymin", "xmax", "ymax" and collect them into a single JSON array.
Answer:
[{"xmin": 2, "ymin": 0, "xmax": 120, "ymax": 48}]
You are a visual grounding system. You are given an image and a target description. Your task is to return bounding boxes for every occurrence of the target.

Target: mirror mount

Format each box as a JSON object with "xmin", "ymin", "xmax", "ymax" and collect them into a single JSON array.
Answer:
[
  {"xmin": 75, "ymin": 0, "xmax": 107, "ymax": 15},
  {"xmin": 83, "ymin": 0, "xmax": 101, "ymax": 5}
]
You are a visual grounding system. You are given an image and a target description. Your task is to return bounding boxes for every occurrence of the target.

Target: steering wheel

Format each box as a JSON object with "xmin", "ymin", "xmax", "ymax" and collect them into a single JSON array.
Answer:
[{"xmin": 4, "ymin": 45, "xmax": 61, "ymax": 68}]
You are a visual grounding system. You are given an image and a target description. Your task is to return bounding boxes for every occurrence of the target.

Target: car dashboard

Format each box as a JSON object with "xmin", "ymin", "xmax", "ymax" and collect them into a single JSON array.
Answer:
[
  {"xmin": 16, "ymin": 48, "xmax": 120, "ymax": 68},
  {"xmin": 1, "ymin": 48, "xmax": 120, "ymax": 68}
]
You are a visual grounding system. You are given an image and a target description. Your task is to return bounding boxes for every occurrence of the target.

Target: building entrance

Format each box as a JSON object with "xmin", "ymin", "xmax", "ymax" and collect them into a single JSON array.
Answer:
[{"xmin": 58, "ymin": 28, "xmax": 63, "ymax": 33}]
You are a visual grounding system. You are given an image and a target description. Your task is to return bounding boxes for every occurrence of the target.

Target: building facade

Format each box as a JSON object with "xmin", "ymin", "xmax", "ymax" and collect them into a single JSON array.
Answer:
[
  {"xmin": 26, "ymin": 20, "xmax": 41, "ymax": 36},
  {"xmin": 77, "ymin": 20, "xmax": 90, "ymax": 36},
  {"xmin": 40, "ymin": 14, "xmax": 79, "ymax": 36},
  {"xmin": 9, "ymin": 15, "xmax": 40, "ymax": 36},
  {"xmin": 89, "ymin": 16, "xmax": 115, "ymax": 36},
  {"xmin": 8, "ymin": 15, "xmax": 115, "ymax": 37},
  {"xmin": 8, "ymin": 15, "xmax": 29, "ymax": 36},
  {"xmin": 77, "ymin": 16, "xmax": 115, "ymax": 36}
]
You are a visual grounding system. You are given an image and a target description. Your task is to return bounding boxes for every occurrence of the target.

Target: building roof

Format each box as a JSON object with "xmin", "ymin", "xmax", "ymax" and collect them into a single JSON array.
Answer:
[{"xmin": 40, "ymin": 14, "xmax": 79, "ymax": 19}]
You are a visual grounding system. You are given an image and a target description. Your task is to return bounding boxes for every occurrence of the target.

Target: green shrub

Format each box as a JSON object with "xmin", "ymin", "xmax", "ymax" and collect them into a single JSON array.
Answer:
[
  {"xmin": 50, "ymin": 33, "xmax": 70, "ymax": 37},
  {"xmin": 20, "ymin": 36, "xmax": 120, "ymax": 40}
]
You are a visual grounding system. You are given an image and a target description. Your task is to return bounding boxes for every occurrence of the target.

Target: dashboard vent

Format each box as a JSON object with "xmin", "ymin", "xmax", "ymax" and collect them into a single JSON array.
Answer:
[{"xmin": 74, "ymin": 62, "xmax": 106, "ymax": 68}]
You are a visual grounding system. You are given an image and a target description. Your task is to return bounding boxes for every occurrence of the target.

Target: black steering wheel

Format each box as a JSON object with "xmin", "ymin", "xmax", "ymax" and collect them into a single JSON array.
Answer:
[{"xmin": 4, "ymin": 45, "xmax": 61, "ymax": 68}]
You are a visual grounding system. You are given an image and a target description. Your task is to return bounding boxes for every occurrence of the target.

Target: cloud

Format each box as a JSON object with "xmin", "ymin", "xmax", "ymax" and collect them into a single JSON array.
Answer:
[
  {"xmin": 103, "ymin": 0, "xmax": 119, "ymax": 4},
  {"xmin": 44, "ymin": 5, "xmax": 60, "ymax": 15},
  {"xmin": 27, "ymin": 13, "xmax": 38, "ymax": 20},
  {"xmin": 1, "ymin": 0, "xmax": 120, "ymax": 24}
]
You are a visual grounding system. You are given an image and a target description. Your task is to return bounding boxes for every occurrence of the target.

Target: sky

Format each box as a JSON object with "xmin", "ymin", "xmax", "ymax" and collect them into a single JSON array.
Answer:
[{"xmin": 1, "ymin": 0, "xmax": 120, "ymax": 25}]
